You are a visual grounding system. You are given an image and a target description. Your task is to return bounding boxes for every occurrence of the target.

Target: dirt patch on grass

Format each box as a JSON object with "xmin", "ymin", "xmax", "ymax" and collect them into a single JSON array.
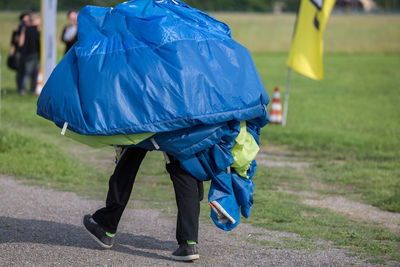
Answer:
[
  {"xmin": 62, "ymin": 142, "xmax": 115, "ymax": 173},
  {"xmin": 260, "ymin": 147, "xmax": 400, "ymax": 234},
  {"xmin": 257, "ymin": 150, "xmax": 311, "ymax": 169},
  {"xmin": 303, "ymin": 196, "xmax": 400, "ymax": 233},
  {"xmin": 278, "ymin": 187, "xmax": 400, "ymax": 233}
]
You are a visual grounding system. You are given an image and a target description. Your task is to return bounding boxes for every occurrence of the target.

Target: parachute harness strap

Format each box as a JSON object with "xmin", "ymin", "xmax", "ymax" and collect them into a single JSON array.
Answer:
[
  {"xmin": 61, "ymin": 122, "xmax": 68, "ymax": 135},
  {"xmin": 150, "ymin": 137, "xmax": 170, "ymax": 164},
  {"xmin": 163, "ymin": 152, "xmax": 171, "ymax": 164},
  {"xmin": 263, "ymin": 104, "xmax": 268, "ymax": 119},
  {"xmin": 155, "ymin": 0, "xmax": 179, "ymax": 4},
  {"xmin": 150, "ymin": 138, "xmax": 160, "ymax": 150}
]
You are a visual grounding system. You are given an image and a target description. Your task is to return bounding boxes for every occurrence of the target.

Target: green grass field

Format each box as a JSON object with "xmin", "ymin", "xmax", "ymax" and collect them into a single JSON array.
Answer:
[{"xmin": 0, "ymin": 12, "xmax": 399, "ymax": 263}]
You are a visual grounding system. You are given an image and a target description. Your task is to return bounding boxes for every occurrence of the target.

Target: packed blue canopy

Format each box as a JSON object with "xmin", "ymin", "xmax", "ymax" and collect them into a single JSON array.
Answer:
[{"xmin": 37, "ymin": 0, "xmax": 270, "ymax": 231}]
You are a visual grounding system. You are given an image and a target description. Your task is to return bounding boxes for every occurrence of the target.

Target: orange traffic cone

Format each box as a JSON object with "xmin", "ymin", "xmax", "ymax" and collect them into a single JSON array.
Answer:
[
  {"xmin": 35, "ymin": 69, "xmax": 44, "ymax": 96},
  {"xmin": 269, "ymin": 87, "xmax": 282, "ymax": 124}
]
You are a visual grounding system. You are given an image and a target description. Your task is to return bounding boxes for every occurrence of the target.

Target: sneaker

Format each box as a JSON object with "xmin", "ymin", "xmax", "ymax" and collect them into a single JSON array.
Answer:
[
  {"xmin": 171, "ymin": 243, "xmax": 199, "ymax": 261},
  {"xmin": 82, "ymin": 214, "xmax": 114, "ymax": 249}
]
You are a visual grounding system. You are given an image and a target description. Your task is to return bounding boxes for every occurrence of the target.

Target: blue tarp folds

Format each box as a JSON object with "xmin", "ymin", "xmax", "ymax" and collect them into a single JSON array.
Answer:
[{"xmin": 37, "ymin": 0, "xmax": 270, "ymax": 231}]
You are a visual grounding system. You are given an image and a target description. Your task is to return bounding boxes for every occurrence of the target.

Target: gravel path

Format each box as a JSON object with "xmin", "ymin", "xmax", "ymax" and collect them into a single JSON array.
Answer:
[{"xmin": 0, "ymin": 175, "xmax": 384, "ymax": 266}]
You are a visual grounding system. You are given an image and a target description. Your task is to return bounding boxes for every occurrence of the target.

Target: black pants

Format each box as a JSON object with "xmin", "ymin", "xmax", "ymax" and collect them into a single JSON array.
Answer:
[
  {"xmin": 18, "ymin": 53, "xmax": 39, "ymax": 93},
  {"xmin": 92, "ymin": 147, "xmax": 203, "ymax": 244}
]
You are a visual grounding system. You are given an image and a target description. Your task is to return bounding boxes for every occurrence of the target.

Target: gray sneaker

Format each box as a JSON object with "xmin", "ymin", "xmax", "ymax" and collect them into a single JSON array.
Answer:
[
  {"xmin": 82, "ymin": 214, "xmax": 114, "ymax": 249},
  {"xmin": 171, "ymin": 243, "xmax": 199, "ymax": 261}
]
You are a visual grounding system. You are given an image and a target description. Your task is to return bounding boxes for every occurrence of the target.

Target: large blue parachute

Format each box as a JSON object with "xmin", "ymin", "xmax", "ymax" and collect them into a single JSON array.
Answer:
[{"xmin": 37, "ymin": 0, "xmax": 269, "ymax": 231}]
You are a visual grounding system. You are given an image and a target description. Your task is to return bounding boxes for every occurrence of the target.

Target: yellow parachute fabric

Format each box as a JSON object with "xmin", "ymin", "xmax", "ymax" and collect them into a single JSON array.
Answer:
[
  {"xmin": 231, "ymin": 121, "xmax": 260, "ymax": 178},
  {"xmin": 65, "ymin": 130, "xmax": 154, "ymax": 148}
]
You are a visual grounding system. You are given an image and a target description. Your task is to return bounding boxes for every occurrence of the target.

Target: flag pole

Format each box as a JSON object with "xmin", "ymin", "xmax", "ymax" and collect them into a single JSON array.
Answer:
[{"xmin": 282, "ymin": 67, "xmax": 292, "ymax": 126}]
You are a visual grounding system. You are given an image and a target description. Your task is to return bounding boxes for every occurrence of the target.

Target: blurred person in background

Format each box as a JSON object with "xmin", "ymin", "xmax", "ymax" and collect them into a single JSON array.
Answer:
[
  {"xmin": 18, "ymin": 12, "xmax": 41, "ymax": 96},
  {"xmin": 61, "ymin": 10, "xmax": 78, "ymax": 54},
  {"xmin": 8, "ymin": 12, "xmax": 31, "ymax": 90}
]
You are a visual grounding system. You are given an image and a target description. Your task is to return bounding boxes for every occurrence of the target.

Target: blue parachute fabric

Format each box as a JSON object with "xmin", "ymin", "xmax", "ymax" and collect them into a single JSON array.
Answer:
[
  {"xmin": 232, "ymin": 160, "xmax": 256, "ymax": 218},
  {"xmin": 209, "ymin": 171, "xmax": 240, "ymax": 231},
  {"xmin": 37, "ymin": 0, "xmax": 269, "ymax": 135},
  {"xmin": 136, "ymin": 121, "xmax": 238, "ymax": 161},
  {"xmin": 140, "ymin": 122, "xmax": 249, "ymax": 231},
  {"xmin": 36, "ymin": 0, "xmax": 270, "ymax": 231}
]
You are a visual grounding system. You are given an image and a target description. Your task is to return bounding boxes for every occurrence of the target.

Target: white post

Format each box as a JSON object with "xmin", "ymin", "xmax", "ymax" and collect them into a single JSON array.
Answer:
[
  {"xmin": 41, "ymin": 0, "xmax": 58, "ymax": 83},
  {"xmin": 282, "ymin": 68, "xmax": 292, "ymax": 126}
]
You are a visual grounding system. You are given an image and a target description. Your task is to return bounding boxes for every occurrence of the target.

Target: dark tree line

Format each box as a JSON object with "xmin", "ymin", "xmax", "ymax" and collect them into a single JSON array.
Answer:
[
  {"xmin": 0, "ymin": 0, "xmax": 398, "ymax": 12},
  {"xmin": 184, "ymin": 0, "xmax": 300, "ymax": 12},
  {"xmin": 0, "ymin": 0, "xmax": 300, "ymax": 12},
  {"xmin": 0, "ymin": 0, "xmax": 123, "ymax": 11}
]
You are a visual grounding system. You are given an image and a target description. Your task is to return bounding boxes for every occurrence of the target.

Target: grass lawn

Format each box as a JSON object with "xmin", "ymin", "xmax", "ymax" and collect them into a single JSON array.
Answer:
[
  {"xmin": 0, "ymin": 12, "xmax": 399, "ymax": 263},
  {"xmin": 257, "ymin": 53, "xmax": 400, "ymax": 212}
]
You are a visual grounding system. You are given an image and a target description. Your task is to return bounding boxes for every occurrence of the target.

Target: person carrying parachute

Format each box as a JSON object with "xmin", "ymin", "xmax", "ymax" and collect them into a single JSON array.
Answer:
[{"xmin": 37, "ymin": 0, "xmax": 269, "ymax": 261}]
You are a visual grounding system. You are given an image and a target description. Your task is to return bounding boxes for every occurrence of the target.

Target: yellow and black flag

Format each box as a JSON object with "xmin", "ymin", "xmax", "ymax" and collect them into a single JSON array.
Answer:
[{"xmin": 286, "ymin": 0, "xmax": 335, "ymax": 80}]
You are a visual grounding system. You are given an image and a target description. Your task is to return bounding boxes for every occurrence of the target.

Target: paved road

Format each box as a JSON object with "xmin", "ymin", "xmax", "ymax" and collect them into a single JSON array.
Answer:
[{"xmin": 0, "ymin": 175, "xmax": 382, "ymax": 266}]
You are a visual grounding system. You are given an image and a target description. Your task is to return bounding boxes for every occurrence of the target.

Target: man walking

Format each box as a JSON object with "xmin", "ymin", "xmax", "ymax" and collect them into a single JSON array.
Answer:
[{"xmin": 83, "ymin": 147, "xmax": 203, "ymax": 261}]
